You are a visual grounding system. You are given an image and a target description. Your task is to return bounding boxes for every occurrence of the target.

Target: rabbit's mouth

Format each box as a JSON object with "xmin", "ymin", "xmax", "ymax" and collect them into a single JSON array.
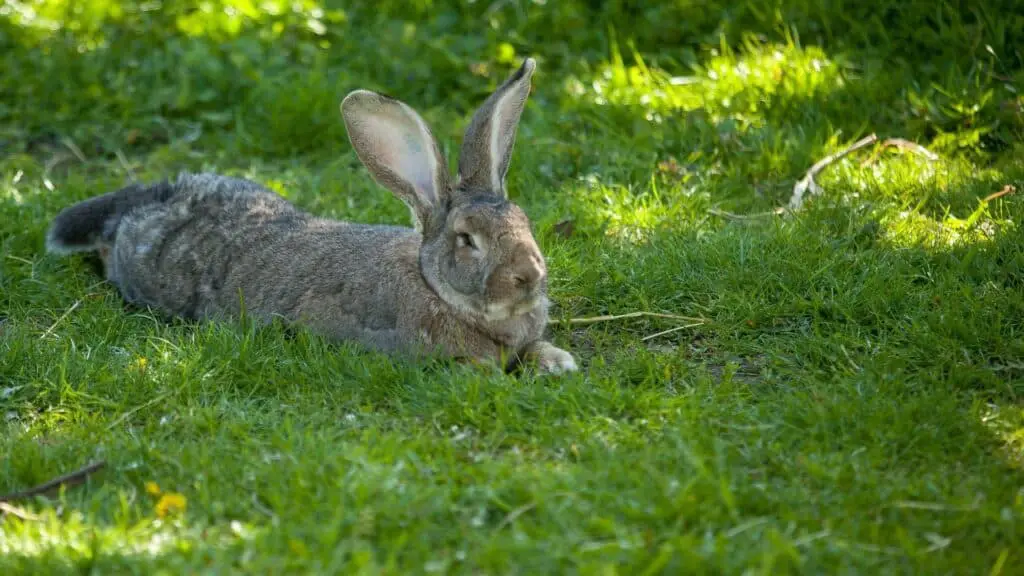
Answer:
[
  {"xmin": 430, "ymin": 271, "xmax": 542, "ymax": 323},
  {"xmin": 481, "ymin": 295, "xmax": 544, "ymax": 322},
  {"xmin": 512, "ymin": 296, "xmax": 543, "ymax": 316}
]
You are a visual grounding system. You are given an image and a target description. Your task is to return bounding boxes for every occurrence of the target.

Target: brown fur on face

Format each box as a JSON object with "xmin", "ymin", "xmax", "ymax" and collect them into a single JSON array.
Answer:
[{"xmin": 419, "ymin": 196, "xmax": 547, "ymax": 323}]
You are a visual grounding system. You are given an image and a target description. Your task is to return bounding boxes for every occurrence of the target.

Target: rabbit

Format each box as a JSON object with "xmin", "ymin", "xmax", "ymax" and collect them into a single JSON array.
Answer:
[{"xmin": 45, "ymin": 58, "xmax": 578, "ymax": 374}]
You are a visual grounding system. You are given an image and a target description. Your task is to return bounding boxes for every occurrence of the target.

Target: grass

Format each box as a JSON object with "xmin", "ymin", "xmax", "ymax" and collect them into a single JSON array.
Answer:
[{"xmin": 2, "ymin": 0, "xmax": 1024, "ymax": 573}]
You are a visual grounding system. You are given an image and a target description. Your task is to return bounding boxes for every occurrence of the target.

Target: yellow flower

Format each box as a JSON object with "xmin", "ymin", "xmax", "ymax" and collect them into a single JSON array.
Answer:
[
  {"xmin": 289, "ymin": 539, "xmax": 309, "ymax": 556},
  {"xmin": 155, "ymin": 492, "xmax": 187, "ymax": 517},
  {"xmin": 144, "ymin": 481, "xmax": 161, "ymax": 496},
  {"xmin": 496, "ymin": 42, "xmax": 516, "ymax": 64}
]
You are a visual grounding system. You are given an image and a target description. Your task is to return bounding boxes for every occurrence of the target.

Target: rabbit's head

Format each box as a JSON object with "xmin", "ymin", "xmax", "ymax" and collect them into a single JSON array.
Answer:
[{"xmin": 341, "ymin": 58, "xmax": 548, "ymax": 322}]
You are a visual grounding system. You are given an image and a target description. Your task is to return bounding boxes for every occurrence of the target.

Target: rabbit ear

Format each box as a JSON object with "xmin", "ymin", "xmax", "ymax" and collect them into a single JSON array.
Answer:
[
  {"xmin": 457, "ymin": 57, "xmax": 536, "ymax": 198},
  {"xmin": 341, "ymin": 90, "xmax": 450, "ymax": 230}
]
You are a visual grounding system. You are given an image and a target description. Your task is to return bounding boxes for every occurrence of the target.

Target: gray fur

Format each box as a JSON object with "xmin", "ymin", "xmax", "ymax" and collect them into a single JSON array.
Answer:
[
  {"xmin": 46, "ymin": 180, "xmax": 176, "ymax": 254},
  {"xmin": 45, "ymin": 58, "xmax": 578, "ymax": 374},
  {"xmin": 458, "ymin": 57, "xmax": 536, "ymax": 196}
]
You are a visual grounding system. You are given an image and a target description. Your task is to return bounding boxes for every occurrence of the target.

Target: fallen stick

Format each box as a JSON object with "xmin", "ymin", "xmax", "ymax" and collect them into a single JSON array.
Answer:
[
  {"xmin": 0, "ymin": 501, "xmax": 42, "ymax": 521},
  {"xmin": 106, "ymin": 389, "xmax": 175, "ymax": 431},
  {"xmin": 789, "ymin": 133, "xmax": 879, "ymax": 210},
  {"xmin": 982, "ymin": 184, "xmax": 1017, "ymax": 204},
  {"xmin": 60, "ymin": 136, "xmax": 88, "ymax": 163},
  {"xmin": 548, "ymin": 311, "xmax": 707, "ymax": 326},
  {"xmin": 115, "ymin": 148, "xmax": 138, "ymax": 182},
  {"xmin": 860, "ymin": 137, "xmax": 939, "ymax": 167},
  {"xmin": 495, "ymin": 501, "xmax": 538, "ymax": 531},
  {"xmin": 39, "ymin": 299, "xmax": 81, "ymax": 340},
  {"xmin": 640, "ymin": 322, "xmax": 706, "ymax": 342},
  {"xmin": 0, "ymin": 460, "xmax": 107, "ymax": 502},
  {"xmin": 709, "ymin": 207, "xmax": 786, "ymax": 220},
  {"xmin": 708, "ymin": 133, "xmax": 937, "ymax": 218}
]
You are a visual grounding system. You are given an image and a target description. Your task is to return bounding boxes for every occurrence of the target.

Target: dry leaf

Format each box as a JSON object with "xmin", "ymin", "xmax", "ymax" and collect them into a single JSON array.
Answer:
[{"xmin": 552, "ymin": 219, "xmax": 575, "ymax": 238}]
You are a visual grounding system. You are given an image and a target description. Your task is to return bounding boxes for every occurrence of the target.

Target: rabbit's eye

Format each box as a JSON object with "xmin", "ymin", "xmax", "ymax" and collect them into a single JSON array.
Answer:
[{"xmin": 456, "ymin": 233, "xmax": 476, "ymax": 249}]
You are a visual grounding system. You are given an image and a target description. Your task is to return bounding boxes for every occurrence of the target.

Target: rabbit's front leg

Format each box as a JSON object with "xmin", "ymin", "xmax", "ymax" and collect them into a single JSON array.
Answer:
[{"xmin": 521, "ymin": 340, "xmax": 578, "ymax": 374}]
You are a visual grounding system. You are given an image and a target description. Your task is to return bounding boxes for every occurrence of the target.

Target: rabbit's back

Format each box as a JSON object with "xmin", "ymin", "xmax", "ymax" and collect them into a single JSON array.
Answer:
[
  {"xmin": 108, "ymin": 173, "xmax": 308, "ymax": 319},
  {"xmin": 109, "ymin": 172, "xmax": 421, "ymax": 339}
]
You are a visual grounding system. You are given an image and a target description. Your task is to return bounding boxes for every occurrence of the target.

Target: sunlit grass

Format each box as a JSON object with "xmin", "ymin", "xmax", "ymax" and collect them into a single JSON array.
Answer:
[
  {"xmin": 564, "ymin": 37, "xmax": 842, "ymax": 124},
  {"xmin": 878, "ymin": 207, "xmax": 1005, "ymax": 250},
  {"xmin": 1, "ymin": 0, "xmax": 335, "ymax": 44},
  {"xmin": 804, "ymin": 153, "xmax": 1020, "ymax": 249},
  {"xmin": 981, "ymin": 403, "xmax": 1024, "ymax": 469},
  {"xmin": 2, "ymin": 508, "xmax": 261, "ymax": 570},
  {"xmin": 557, "ymin": 42, "xmax": 1018, "ymax": 247}
]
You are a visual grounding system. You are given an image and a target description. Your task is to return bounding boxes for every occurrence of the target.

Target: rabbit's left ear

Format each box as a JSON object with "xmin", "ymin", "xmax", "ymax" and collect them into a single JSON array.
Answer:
[{"xmin": 457, "ymin": 58, "xmax": 536, "ymax": 198}]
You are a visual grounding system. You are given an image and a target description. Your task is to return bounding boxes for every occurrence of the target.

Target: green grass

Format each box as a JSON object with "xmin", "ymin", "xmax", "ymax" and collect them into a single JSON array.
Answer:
[{"xmin": 2, "ymin": 0, "xmax": 1024, "ymax": 573}]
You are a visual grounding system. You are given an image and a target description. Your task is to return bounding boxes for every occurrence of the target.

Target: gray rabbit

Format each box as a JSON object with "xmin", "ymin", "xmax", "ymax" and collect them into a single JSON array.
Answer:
[{"xmin": 45, "ymin": 58, "xmax": 578, "ymax": 374}]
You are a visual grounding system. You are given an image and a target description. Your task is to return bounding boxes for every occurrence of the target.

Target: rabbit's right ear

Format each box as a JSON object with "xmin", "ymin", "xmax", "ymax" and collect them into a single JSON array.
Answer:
[{"xmin": 341, "ymin": 91, "xmax": 451, "ymax": 230}]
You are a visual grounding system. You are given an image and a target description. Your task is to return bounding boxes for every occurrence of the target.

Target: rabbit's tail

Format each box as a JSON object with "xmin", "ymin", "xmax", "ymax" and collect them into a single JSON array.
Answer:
[{"xmin": 45, "ymin": 180, "xmax": 176, "ymax": 254}]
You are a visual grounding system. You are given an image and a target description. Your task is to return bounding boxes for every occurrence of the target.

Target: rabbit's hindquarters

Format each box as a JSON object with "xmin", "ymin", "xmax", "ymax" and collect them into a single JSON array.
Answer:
[{"xmin": 105, "ymin": 174, "xmax": 306, "ymax": 321}]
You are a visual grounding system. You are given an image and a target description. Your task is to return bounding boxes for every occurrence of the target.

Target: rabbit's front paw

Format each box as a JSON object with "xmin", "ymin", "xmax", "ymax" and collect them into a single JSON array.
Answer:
[{"xmin": 530, "ymin": 341, "xmax": 578, "ymax": 374}]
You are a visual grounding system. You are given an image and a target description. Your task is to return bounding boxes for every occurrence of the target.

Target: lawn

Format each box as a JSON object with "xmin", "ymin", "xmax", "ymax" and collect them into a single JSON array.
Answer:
[{"xmin": 2, "ymin": 0, "xmax": 1024, "ymax": 573}]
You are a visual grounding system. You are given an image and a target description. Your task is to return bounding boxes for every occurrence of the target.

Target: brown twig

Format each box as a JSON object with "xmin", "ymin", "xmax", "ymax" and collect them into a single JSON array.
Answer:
[
  {"xmin": 495, "ymin": 501, "xmax": 538, "ymax": 531},
  {"xmin": 0, "ymin": 501, "xmax": 42, "ymax": 521},
  {"xmin": 115, "ymin": 148, "xmax": 137, "ymax": 182},
  {"xmin": 0, "ymin": 461, "xmax": 107, "ymax": 502},
  {"xmin": 106, "ymin": 389, "xmax": 175, "ymax": 431},
  {"xmin": 881, "ymin": 137, "xmax": 939, "ymax": 160},
  {"xmin": 714, "ymin": 133, "xmax": 935, "ymax": 220},
  {"xmin": 982, "ymin": 184, "xmax": 1017, "ymax": 204},
  {"xmin": 640, "ymin": 322, "xmax": 706, "ymax": 342},
  {"xmin": 39, "ymin": 299, "xmax": 81, "ymax": 339},
  {"xmin": 860, "ymin": 137, "xmax": 939, "ymax": 167},
  {"xmin": 43, "ymin": 152, "xmax": 75, "ymax": 177},
  {"xmin": 549, "ymin": 311, "xmax": 707, "ymax": 326},
  {"xmin": 60, "ymin": 136, "xmax": 88, "ymax": 163},
  {"xmin": 789, "ymin": 133, "xmax": 879, "ymax": 210},
  {"xmin": 709, "ymin": 207, "xmax": 786, "ymax": 220},
  {"xmin": 252, "ymin": 493, "xmax": 279, "ymax": 521}
]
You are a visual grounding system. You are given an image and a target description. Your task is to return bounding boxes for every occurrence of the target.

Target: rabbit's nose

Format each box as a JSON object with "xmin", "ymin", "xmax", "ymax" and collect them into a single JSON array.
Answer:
[{"xmin": 513, "ymin": 251, "xmax": 546, "ymax": 290}]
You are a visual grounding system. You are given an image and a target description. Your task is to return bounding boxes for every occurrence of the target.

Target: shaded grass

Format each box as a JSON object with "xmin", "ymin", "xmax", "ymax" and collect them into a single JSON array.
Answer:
[{"xmin": 2, "ymin": 0, "xmax": 1024, "ymax": 573}]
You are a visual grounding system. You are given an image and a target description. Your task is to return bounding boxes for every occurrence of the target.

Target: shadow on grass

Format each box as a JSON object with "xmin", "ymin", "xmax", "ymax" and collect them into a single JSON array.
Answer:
[{"xmin": 2, "ymin": 1, "xmax": 1020, "ymax": 161}]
